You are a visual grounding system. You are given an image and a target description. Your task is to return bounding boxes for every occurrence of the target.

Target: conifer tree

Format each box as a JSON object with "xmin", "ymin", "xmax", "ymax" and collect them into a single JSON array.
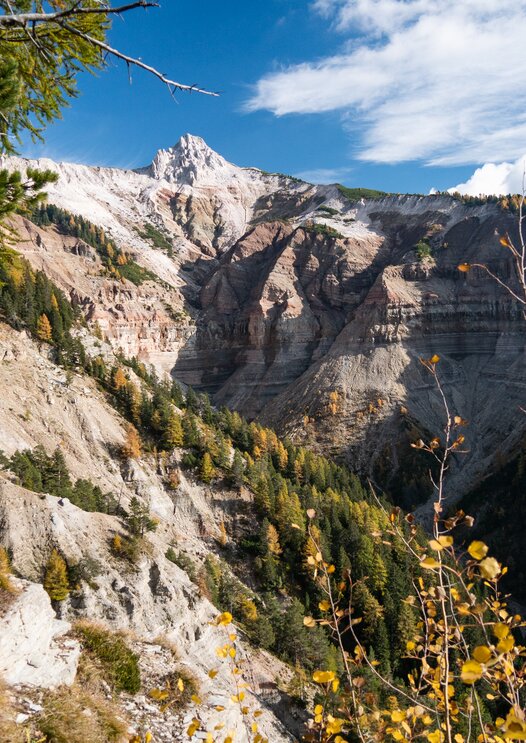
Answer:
[
  {"xmin": 112, "ymin": 367, "xmax": 127, "ymax": 391},
  {"xmin": 228, "ymin": 449, "xmax": 245, "ymax": 487},
  {"xmin": 36, "ymin": 312, "xmax": 52, "ymax": 341},
  {"xmin": 200, "ymin": 451, "xmax": 215, "ymax": 483},
  {"xmin": 43, "ymin": 549, "xmax": 70, "ymax": 602},
  {"xmin": 121, "ymin": 424, "xmax": 141, "ymax": 460},
  {"xmin": 163, "ymin": 412, "xmax": 184, "ymax": 449},
  {"xmin": 125, "ymin": 497, "xmax": 156, "ymax": 537}
]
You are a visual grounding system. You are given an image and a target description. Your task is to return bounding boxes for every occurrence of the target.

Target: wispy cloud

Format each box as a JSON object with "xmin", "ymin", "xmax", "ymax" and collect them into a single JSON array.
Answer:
[
  {"xmin": 294, "ymin": 166, "xmax": 352, "ymax": 184},
  {"xmin": 246, "ymin": 1, "xmax": 526, "ymax": 166}
]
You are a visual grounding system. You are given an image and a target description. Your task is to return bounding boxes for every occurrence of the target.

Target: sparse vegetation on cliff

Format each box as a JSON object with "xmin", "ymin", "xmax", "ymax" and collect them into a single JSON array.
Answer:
[
  {"xmin": 31, "ymin": 204, "xmax": 157, "ymax": 285},
  {"xmin": 337, "ymin": 184, "xmax": 388, "ymax": 201}
]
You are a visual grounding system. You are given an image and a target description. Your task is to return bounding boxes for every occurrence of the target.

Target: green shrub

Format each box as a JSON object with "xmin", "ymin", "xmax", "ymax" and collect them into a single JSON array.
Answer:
[
  {"xmin": 415, "ymin": 240, "xmax": 432, "ymax": 261},
  {"xmin": 74, "ymin": 621, "xmax": 141, "ymax": 694},
  {"xmin": 166, "ymin": 548, "xmax": 197, "ymax": 583},
  {"xmin": 136, "ymin": 223, "xmax": 173, "ymax": 251},
  {"xmin": 117, "ymin": 260, "xmax": 156, "ymax": 286},
  {"xmin": 337, "ymin": 185, "xmax": 388, "ymax": 201},
  {"xmin": 316, "ymin": 205, "xmax": 339, "ymax": 216},
  {"xmin": 305, "ymin": 222, "xmax": 344, "ymax": 239}
]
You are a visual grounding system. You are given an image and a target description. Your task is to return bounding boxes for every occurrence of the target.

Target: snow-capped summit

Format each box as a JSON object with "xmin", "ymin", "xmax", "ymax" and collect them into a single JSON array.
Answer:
[{"xmin": 139, "ymin": 133, "xmax": 239, "ymax": 187}]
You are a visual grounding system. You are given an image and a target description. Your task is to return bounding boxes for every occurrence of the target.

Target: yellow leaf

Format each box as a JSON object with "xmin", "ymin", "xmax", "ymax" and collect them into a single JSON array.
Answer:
[
  {"xmin": 303, "ymin": 616, "xmax": 316, "ymax": 627},
  {"xmin": 191, "ymin": 694, "xmax": 202, "ymax": 704},
  {"xmin": 314, "ymin": 704, "xmax": 323, "ymax": 715},
  {"xmin": 319, "ymin": 600, "xmax": 330, "ymax": 612},
  {"xmin": 429, "ymin": 535, "xmax": 453, "ymax": 551},
  {"xmin": 479, "ymin": 557, "xmax": 501, "ymax": 580},
  {"xmin": 208, "ymin": 669, "xmax": 218, "ymax": 678},
  {"xmin": 217, "ymin": 611, "xmax": 233, "ymax": 626},
  {"xmin": 472, "ymin": 646, "xmax": 492, "ymax": 664},
  {"xmin": 391, "ymin": 710, "xmax": 405, "ymax": 722},
  {"xmin": 306, "ymin": 508, "xmax": 316, "ymax": 519},
  {"xmin": 187, "ymin": 718, "xmax": 200, "ymax": 736},
  {"xmin": 467, "ymin": 541, "xmax": 488, "ymax": 561},
  {"xmin": 461, "ymin": 659, "xmax": 483, "ymax": 684},
  {"xmin": 502, "ymin": 709, "xmax": 526, "ymax": 739},
  {"xmin": 497, "ymin": 635, "xmax": 515, "ymax": 653},
  {"xmin": 457, "ymin": 263, "xmax": 471, "ymax": 273},
  {"xmin": 312, "ymin": 670, "xmax": 335, "ymax": 684},
  {"xmin": 420, "ymin": 556, "xmax": 441, "ymax": 569},
  {"xmin": 327, "ymin": 564, "xmax": 336, "ymax": 573},
  {"xmin": 430, "ymin": 354, "xmax": 440, "ymax": 364},
  {"xmin": 177, "ymin": 677, "xmax": 185, "ymax": 692},
  {"xmin": 427, "ymin": 730, "xmax": 445, "ymax": 743},
  {"xmin": 406, "ymin": 640, "xmax": 416, "ymax": 652},
  {"xmin": 493, "ymin": 623, "xmax": 510, "ymax": 640}
]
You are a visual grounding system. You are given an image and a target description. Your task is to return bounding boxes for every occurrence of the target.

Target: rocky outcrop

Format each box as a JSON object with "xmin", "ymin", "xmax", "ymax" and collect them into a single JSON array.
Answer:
[
  {"xmin": 0, "ymin": 324, "xmax": 293, "ymax": 740},
  {"xmin": 0, "ymin": 580, "xmax": 80, "ymax": 688}
]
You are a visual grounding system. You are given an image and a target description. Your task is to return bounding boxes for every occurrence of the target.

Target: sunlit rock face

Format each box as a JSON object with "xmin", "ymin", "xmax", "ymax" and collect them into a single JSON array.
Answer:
[{"xmin": 4, "ymin": 140, "xmax": 526, "ymax": 507}]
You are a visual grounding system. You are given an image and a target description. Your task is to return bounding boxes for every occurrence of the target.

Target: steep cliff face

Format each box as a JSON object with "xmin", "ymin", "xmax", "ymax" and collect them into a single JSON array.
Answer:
[
  {"xmin": 0, "ymin": 322, "xmax": 295, "ymax": 741},
  {"xmin": 4, "ymin": 138, "xmax": 526, "ymax": 507},
  {"xmin": 171, "ymin": 191, "xmax": 526, "ymax": 507}
]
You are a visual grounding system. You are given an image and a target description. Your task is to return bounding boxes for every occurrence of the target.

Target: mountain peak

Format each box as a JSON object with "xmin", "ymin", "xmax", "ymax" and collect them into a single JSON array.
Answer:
[{"xmin": 144, "ymin": 133, "xmax": 236, "ymax": 186}]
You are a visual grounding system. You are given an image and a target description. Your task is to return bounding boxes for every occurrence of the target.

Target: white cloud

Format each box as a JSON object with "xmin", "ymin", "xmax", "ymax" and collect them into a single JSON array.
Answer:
[
  {"xmin": 246, "ymin": 1, "xmax": 526, "ymax": 166},
  {"xmin": 294, "ymin": 166, "xmax": 352, "ymax": 183},
  {"xmin": 449, "ymin": 156, "xmax": 526, "ymax": 196}
]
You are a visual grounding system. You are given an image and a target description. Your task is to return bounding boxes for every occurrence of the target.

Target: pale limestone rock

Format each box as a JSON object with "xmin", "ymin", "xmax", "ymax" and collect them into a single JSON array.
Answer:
[{"xmin": 0, "ymin": 580, "xmax": 80, "ymax": 688}]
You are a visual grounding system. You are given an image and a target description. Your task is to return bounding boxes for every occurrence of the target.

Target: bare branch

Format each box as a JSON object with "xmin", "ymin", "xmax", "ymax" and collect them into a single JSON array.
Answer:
[
  {"xmin": 60, "ymin": 19, "xmax": 218, "ymax": 96},
  {"xmin": 0, "ymin": 2, "xmax": 158, "ymax": 26},
  {"xmin": 0, "ymin": 1, "xmax": 218, "ymax": 97}
]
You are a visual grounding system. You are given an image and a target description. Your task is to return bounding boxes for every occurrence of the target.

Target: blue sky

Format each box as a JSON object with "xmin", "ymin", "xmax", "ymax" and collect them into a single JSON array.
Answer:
[{"xmin": 22, "ymin": 0, "xmax": 526, "ymax": 195}]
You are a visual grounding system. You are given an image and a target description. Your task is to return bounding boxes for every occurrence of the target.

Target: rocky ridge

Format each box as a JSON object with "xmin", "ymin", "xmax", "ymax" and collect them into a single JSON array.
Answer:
[{"xmin": 4, "ymin": 137, "xmax": 526, "ymax": 508}]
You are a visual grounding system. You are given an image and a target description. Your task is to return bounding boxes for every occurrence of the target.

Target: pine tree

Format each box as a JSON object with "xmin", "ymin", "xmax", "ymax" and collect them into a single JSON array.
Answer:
[
  {"xmin": 218, "ymin": 519, "xmax": 228, "ymax": 546},
  {"xmin": 121, "ymin": 424, "xmax": 141, "ymax": 460},
  {"xmin": 125, "ymin": 497, "xmax": 156, "ymax": 537},
  {"xmin": 43, "ymin": 549, "xmax": 70, "ymax": 602},
  {"xmin": 200, "ymin": 451, "xmax": 215, "ymax": 483},
  {"xmin": 112, "ymin": 367, "xmax": 127, "ymax": 391},
  {"xmin": 228, "ymin": 449, "xmax": 245, "ymax": 487},
  {"xmin": 267, "ymin": 522, "xmax": 282, "ymax": 556},
  {"xmin": 163, "ymin": 412, "xmax": 184, "ymax": 449},
  {"xmin": 36, "ymin": 312, "xmax": 52, "ymax": 341}
]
